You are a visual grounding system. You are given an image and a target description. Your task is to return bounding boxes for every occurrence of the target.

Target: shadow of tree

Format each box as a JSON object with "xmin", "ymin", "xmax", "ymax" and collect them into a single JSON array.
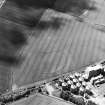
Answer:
[
  {"xmin": 9, "ymin": 28, "xmax": 27, "ymax": 48},
  {"xmin": 0, "ymin": 55, "xmax": 20, "ymax": 65},
  {"xmin": 0, "ymin": 21, "xmax": 27, "ymax": 66},
  {"xmin": 21, "ymin": 17, "xmax": 38, "ymax": 28}
]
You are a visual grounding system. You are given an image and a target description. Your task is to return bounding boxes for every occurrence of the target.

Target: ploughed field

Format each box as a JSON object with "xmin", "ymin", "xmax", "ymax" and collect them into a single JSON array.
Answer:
[
  {"xmin": 1, "ymin": 0, "xmax": 105, "ymax": 105},
  {"xmin": 13, "ymin": 3, "xmax": 105, "ymax": 87}
]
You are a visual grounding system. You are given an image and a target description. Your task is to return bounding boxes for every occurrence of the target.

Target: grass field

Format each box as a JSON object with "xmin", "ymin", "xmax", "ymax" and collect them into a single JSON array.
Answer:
[{"xmin": 11, "ymin": 94, "xmax": 75, "ymax": 105}]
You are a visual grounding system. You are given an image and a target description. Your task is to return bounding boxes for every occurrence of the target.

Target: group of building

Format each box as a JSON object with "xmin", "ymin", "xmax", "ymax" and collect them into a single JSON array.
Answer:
[
  {"xmin": 53, "ymin": 72, "xmax": 94, "ymax": 98},
  {"xmin": 44, "ymin": 62, "xmax": 105, "ymax": 105},
  {"xmin": 0, "ymin": 61, "xmax": 105, "ymax": 105}
]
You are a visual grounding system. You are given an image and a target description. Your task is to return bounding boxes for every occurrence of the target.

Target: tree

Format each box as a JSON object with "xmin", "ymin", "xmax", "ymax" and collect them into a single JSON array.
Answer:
[{"xmin": 60, "ymin": 90, "xmax": 71, "ymax": 101}]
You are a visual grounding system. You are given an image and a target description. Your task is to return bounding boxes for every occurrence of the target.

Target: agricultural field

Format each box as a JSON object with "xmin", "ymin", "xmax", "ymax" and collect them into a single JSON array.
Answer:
[
  {"xmin": 12, "ymin": 3, "xmax": 105, "ymax": 87},
  {"xmin": 0, "ymin": 0, "xmax": 105, "ymax": 105}
]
